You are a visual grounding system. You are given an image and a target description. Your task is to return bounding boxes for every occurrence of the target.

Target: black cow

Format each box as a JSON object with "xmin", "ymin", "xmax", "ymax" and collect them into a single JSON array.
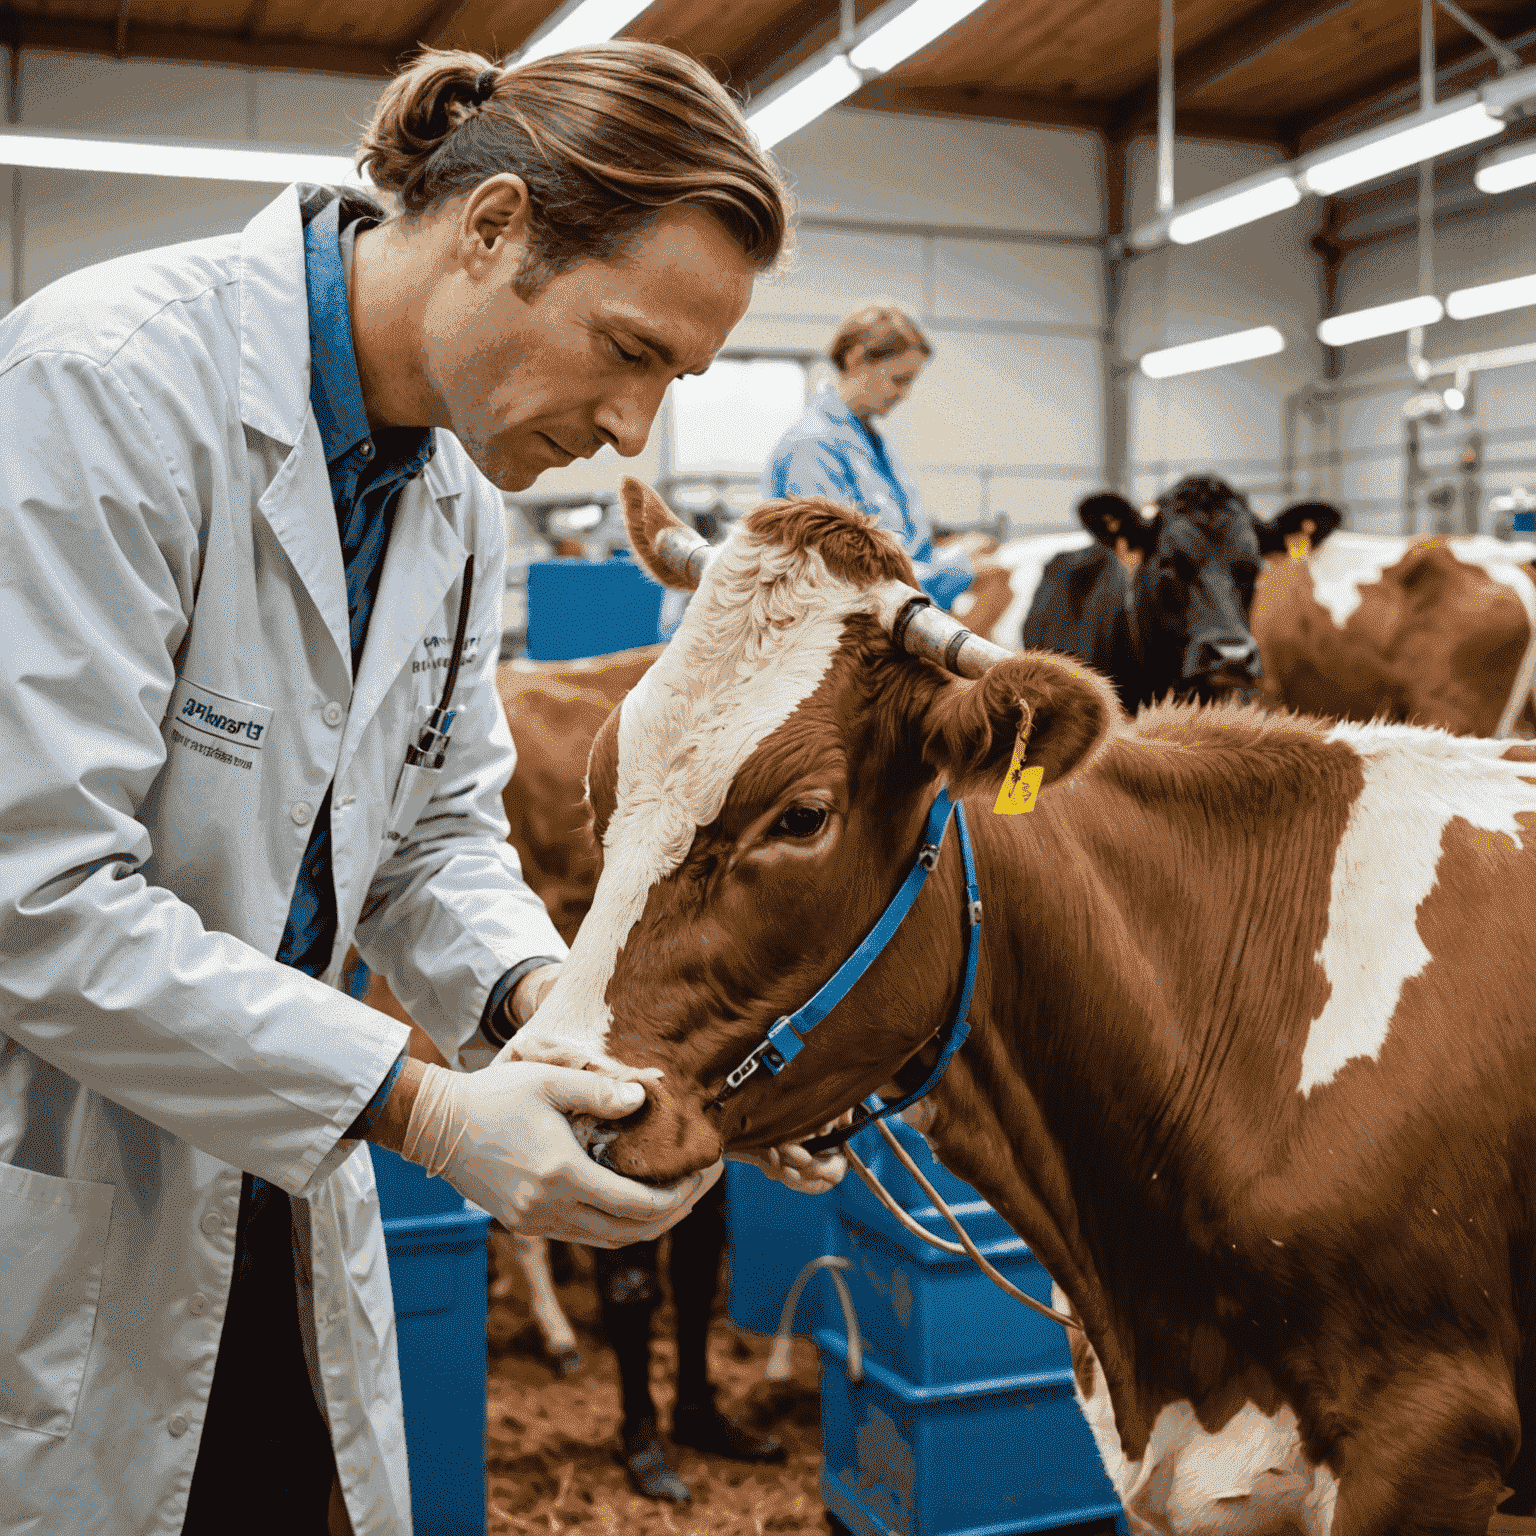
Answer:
[{"xmin": 1022, "ymin": 475, "xmax": 1340, "ymax": 711}]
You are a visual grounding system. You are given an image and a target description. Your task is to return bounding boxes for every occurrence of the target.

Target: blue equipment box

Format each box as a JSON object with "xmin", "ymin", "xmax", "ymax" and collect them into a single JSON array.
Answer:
[
  {"xmin": 723, "ymin": 1159, "xmax": 845, "ymax": 1334},
  {"xmin": 839, "ymin": 1201, "xmax": 1069, "ymax": 1387},
  {"xmin": 1514, "ymin": 511, "xmax": 1535, "ymax": 534},
  {"xmin": 817, "ymin": 1329, "xmax": 1126, "ymax": 1536},
  {"xmin": 837, "ymin": 1117, "xmax": 981, "ymax": 1226},
  {"xmin": 371, "ymin": 1146, "xmax": 490, "ymax": 1536},
  {"xmin": 526, "ymin": 554, "xmax": 665, "ymax": 661}
]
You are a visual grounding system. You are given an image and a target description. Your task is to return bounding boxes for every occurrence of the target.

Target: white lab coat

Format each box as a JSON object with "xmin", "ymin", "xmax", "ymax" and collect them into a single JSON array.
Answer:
[{"xmin": 0, "ymin": 185, "xmax": 568, "ymax": 1534}]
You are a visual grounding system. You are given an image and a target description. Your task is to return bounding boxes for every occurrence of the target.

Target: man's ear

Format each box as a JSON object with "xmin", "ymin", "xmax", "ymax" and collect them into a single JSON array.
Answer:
[
  {"xmin": 1079, "ymin": 492, "xmax": 1154, "ymax": 554},
  {"xmin": 620, "ymin": 477, "xmax": 700, "ymax": 591},
  {"xmin": 920, "ymin": 652, "xmax": 1122, "ymax": 798}
]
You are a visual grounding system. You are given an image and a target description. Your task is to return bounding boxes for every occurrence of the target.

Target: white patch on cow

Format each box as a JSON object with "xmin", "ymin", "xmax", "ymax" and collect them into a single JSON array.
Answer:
[
  {"xmin": 1299, "ymin": 722, "xmax": 1536, "ymax": 1094},
  {"xmin": 1304, "ymin": 530, "xmax": 1536, "ymax": 629},
  {"xmin": 981, "ymin": 532, "xmax": 1094, "ymax": 647},
  {"xmin": 509, "ymin": 519, "xmax": 911, "ymax": 1075},
  {"xmin": 1054, "ymin": 1286, "xmax": 1337, "ymax": 1534}
]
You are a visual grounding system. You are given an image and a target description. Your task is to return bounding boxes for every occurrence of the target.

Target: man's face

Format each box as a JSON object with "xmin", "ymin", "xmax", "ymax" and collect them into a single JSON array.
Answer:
[{"xmin": 423, "ymin": 201, "xmax": 755, "ymax": 491}]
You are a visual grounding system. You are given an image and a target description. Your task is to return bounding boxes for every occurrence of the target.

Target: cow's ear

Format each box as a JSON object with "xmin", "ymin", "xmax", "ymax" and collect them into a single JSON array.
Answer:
[
  {"xmin": 1258, "ymin": 500, "xmax": 1344, "ymax": 556},
  {"xmin": 1079, "ymin": 492, "xmax": 1154, "ymax": 554},
  {"xmin": 920, "ymin": 652, "xmax": 1121, "ymax": 797},
  {"xmin": 620, "ymin": 477, "xmax": 700, "ymax": 591}
]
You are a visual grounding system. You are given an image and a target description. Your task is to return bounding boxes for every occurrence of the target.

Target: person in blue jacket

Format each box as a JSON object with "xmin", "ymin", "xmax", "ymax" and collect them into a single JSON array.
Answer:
[{"xmin": 763, "ymin": 303, "xmax": 974, "ymax": 609}]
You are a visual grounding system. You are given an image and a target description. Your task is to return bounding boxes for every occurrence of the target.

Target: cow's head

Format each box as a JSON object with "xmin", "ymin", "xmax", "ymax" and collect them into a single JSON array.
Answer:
[
  {"xmin": 1079, "ymin": 475, "xmax": 1263, "ymax": 703},
  {"xmin": 505, "ymin": 479, "xmax": 1118, "ymax": 1183},
  {"xmin": 1255, "ymin": 499, "xmax": 1343, "ymax": 562}
]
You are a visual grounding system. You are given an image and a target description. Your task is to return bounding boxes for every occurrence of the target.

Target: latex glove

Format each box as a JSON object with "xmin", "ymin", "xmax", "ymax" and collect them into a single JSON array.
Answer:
[
  {"xmin": 401, "ymin": 1060, "xmax": 720, "ymax": 1246},
  {"xmin": 729, "ymin": 1110, "xmax": 854, "ymax": 1195}
]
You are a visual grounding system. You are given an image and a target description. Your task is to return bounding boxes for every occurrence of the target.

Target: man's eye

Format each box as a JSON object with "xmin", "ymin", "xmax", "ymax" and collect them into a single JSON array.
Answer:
[
  {"xmin": 611, "ymin": 339, "xmax": 644, "ymax": 365},
  {"xmin": 770, "ymin": 805, "xmax": 828, "ymax": 839}
]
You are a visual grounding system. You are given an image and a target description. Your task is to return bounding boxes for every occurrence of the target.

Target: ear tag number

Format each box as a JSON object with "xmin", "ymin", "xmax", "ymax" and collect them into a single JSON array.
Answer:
[
  {"xmin": 994, "ymin": 736, "xmax": 1044, "ymax": 816},
  {"xmin": 1286, "ymin": 532, "xmax": 1311, "ymax": 560}
]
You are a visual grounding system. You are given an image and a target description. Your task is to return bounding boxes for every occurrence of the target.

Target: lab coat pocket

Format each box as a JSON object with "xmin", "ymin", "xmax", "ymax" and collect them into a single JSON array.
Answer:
[{"xmin": 0, "ymin": 1163, "xmax": 115, "ymax": 1438}]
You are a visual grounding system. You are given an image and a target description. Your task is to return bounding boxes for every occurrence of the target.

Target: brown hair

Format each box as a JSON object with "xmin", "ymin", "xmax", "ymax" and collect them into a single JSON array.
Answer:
[
  {"xmin": 356, "ymin": 42, "xmax": 792, "ymax": 297},
  {"xmin": 828, "ymin": 303, "xmax": 932, "ymax": 372}
]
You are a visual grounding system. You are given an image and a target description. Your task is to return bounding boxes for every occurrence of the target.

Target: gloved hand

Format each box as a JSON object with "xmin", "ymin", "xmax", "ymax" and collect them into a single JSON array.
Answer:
[
  {"xmin": 401, "ymin": 1059, "xmax": 720, "ymax": 1246},
  {"xmin": 729, "ymin": 1109, "xmax": 854, "ymax": 1195}
]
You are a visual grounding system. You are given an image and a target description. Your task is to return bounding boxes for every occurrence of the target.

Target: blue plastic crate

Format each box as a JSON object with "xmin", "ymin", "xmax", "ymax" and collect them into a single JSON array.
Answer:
[
  {"xmin": 723, "ymin": 1160, "xmax": 846, "ymax": 1334},
  {"xmin": 526, "ymin": 554, "xmax": 665, "ymax": 661},
  {"xmin": 383, "ymin": 1206, "xmax": 492, "ymax": 1536},
  {"xmin": 839, "ymin": 1201, "xmax": 1069, "ymax": 1386},
  {"xmin": 1515, "ymin": 512, "xmax": 1536, "ymax": 534},
  {"xmin": 817, "ymin": 1329, "xmax": 1126, "ymax": 1536},
  {"xmin": 838, "ymin": 1118, "xmax": 981, "ymax": 1229},
  {"xmin": 370, "ymin": 1142, "xmax": 466, "ymax": 1221}
]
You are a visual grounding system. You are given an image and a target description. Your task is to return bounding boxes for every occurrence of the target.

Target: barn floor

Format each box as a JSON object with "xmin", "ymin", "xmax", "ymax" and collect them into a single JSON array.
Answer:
[{"xmin": 484, "ymin": 1240, "xmax": 833, "ymax": 1536}]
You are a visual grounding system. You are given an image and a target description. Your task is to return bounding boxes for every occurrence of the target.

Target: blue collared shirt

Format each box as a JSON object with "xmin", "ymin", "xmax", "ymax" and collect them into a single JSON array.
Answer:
[
  {"xmin": 275, "ymin": 189, "xmax": 434, "ymax": 1141},
  {"xmin": 763, "ymin": 383, "xmax": 972, "ymax": 610}
]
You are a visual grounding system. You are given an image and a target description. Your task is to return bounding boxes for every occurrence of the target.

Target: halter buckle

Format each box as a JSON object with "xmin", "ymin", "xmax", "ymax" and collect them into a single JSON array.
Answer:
[
  {"xmin": 968, "ymin": 899, "xmax": 983, "ymax": 926},
  {"xmin": 722, "ymin": 1038, "xmax": 781, "ymax": 1095},
  {"xmin": 918, "ymin": 843, "xmax": 940, "ymax": 871}
]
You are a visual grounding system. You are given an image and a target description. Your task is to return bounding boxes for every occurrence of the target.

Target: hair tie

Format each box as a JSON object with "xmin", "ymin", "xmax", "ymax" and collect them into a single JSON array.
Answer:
[{"xmin": 472, "ymin": 66, "xmax": 499, "ymax": 106}]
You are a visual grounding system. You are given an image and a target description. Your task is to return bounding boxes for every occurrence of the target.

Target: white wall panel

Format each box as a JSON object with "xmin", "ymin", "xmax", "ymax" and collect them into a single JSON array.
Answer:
[
  {"xmin": 931, "ymin": 239, "xmax": 1101, "ymax": 327},
  {"xmin": 988, "ymin": 475, "xmax": 1102, "ymax": 534},
  {"xmin": 746, "ymin": 225, "xmax": 927, "ymax": 320},
  {"xmin": 778, "ymin": 109, "xmax": 1102, "ymax": 235}
]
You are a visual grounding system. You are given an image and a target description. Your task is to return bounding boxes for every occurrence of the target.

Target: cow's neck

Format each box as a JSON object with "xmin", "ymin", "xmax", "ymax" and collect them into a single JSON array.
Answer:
[{"xmin": 919, "ymin": 716, "xmax": 1354, "ymax": 1460}]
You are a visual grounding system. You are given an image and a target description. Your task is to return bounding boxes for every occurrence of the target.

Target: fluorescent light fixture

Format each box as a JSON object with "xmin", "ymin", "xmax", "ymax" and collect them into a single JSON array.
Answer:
[
  {"xmin": 747, "ymin": 56, "xmax": 862, "ymax": 150},
  {"xmin": 1139, "ymin": 325, "xmax": 1285, "ymax": 379},
  {"xmin": 1167, "ymin": 176, "xmax": 1301, "ymax": 244},
  {"xmin": 1304, "ymin": 104, "xmax": 1503, "ymax": 195},
  {"xmin": 0, "ymin": 127, "xmax": 358, "ymax": 184},
  {"xmin": 848, "ymin": 0, "xmax": 989, "ymax": 73},
  {"xmin": 518, "ymin": 0, "xmax": 653, "ymax": 63},
  {"xmin": 1317, "ymin": 294, "xmax": 1443, "ymax": 347},
  {"xmin": 1446, "ymin": 272, "xmax": 1536, "ymax": 320},
  {"xmin": 1443, "ymin": 386, "xmax": 1466, "ymax": 410},
  {"xmin": 1476, "ymin": 139, "xmax": 1536, "ymax": 194}
]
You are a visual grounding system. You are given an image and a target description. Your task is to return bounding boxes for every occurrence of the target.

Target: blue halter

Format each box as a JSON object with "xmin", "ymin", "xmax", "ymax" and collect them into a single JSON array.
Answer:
[{"xmin": 711, "ymin": 786, "xmax": 982, "ymax": 1155}]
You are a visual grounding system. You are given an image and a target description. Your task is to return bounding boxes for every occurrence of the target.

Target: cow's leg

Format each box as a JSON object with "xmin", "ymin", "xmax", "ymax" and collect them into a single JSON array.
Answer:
[
  {"xmin": 510, "ymin": 1232, "xmax": 582, "ymax": 1374},
  {"xmin": 1331, "ymin": 1355, "xmax": 1520, "ymax": 1536}
]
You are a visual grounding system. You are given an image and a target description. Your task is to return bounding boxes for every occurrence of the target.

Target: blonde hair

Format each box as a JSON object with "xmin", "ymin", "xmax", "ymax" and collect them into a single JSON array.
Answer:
[
  {"xmin": 356, "ymin": 42, "xmax": 793, "ymax": 297},
  {"xmin": 828, "ymin": 303, "xmax": 932, "ymax": 372}
]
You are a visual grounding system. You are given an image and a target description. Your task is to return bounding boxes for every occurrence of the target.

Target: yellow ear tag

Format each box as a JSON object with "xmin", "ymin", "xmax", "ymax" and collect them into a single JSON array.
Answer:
[
  {"xmin": 1286, "ymin": 532, "xmax": 1311, "ymax": 561},
  {"xmin": 994, "ymin": 736, "xmax": 1044, "ymax": 815}
]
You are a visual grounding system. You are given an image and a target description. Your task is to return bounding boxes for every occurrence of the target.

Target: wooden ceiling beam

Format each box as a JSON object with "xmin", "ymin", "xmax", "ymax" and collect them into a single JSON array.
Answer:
[
  {"xmin": 726, "ymin": 0, "xmax": 841, "ymax": 97},
  {"xmin": 1110, "ymin": 0, "xmax": 1361, "ymax": 133},
  {"xmin": 1290, "ymin": 21, "xmax": 1536, "ymax": 147},
  {"xmin": 2, "ymin": 13, "xmax": 401, "ymax": 76},
  {"xmin": 847, "ymin": 81, "xmax": 1287, "ymax": 144}
]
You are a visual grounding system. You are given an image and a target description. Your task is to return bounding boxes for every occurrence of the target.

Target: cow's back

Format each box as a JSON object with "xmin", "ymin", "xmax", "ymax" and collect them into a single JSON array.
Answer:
[
  {"xmin": 1253, "ymin": 533, "xmax": 1536, "ymax": 735},
  {"xmin": 497, "ymin": 645, "xmax": 663, "ymax": 943}
]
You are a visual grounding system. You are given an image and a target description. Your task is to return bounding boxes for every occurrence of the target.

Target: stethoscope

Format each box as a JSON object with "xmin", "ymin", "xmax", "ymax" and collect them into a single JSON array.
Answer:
[{"xmin": 385, "ymin": 553, "xmax": 474, "ymax": 843}]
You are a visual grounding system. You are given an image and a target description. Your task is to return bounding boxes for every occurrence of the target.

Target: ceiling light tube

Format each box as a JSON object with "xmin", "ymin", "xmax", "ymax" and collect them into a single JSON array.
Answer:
[
  {"xmin": 0, "ymin": 127, "xmax": 358, "ymax": 184},
  {"xmin": 1167, "ymin": 176, "xmax": 1301, "ymax": 244},
  {"xmin": 747, "ymin": 56, "xmax": 863, "ymax": 150},
  {"xmin": 1475, "ymin": 139, "xmax": 1536, "ymax": 194},
  {"xmin": 848, "ymin": 0, "xmax": 988, "ymax": 73},
  {"xmin": 1304, "ymin": 103, "xmax": 1503, "ymax": 196},
  {"xmin": 1446, "ymin": 272, "xmax": 1536, "ymax": 320},
  {"xmin": 517, "ymin": 0, "xmax": 654, "ymax": 63},
  {"xmin": 1139, "ymin": 325, "xmax": 1285, "ymax": 379},
  {"xmin": 1317, "ymin": 294, "xmax": 1444, "ymax": 347}
]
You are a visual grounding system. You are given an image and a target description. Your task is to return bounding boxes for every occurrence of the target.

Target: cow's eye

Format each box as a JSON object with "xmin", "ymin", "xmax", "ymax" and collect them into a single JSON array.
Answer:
[{"xmin": 771, "ymin": 805, "xmax": 828, "ymax": 839}]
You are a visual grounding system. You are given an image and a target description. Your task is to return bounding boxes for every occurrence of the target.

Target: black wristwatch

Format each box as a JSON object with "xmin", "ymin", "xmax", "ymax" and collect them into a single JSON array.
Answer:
[{"xmin": 479, "ymin": 955, "xmax": 563, "ymax": 1047}]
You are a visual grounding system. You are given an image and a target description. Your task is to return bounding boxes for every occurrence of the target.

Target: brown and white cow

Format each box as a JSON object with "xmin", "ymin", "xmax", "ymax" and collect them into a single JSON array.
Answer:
[
  {"xmin": 503, "ymin": 478, "xmax": 1536, "ymax": 1535},
  {"xmin": 1252, "ymin": 531, "xmax": 1536, "ymax": 738}
]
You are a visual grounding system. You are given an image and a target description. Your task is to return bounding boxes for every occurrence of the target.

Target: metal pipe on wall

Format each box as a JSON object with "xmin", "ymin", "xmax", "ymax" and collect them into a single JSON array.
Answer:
[
  {"xmin": 1157, "ymin": 0, "xmax": 1174, "ymax": 215},
  {"xmin": 6, "ymin": 39, "xmax": 21, "ymax": 315}
]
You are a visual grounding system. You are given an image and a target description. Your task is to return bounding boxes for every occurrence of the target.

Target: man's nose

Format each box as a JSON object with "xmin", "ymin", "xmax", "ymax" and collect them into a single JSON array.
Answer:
[{"xmin": 595, "ymin": 388, "xmax": 661, "ymax": 460}]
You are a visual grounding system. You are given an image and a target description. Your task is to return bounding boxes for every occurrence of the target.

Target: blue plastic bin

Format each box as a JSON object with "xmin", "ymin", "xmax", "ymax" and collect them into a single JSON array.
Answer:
[
  {"xmin": 723, "ymin": 1159, "xmax": 846, "ymax": 1334},
  {"xmin": 1514, "ymin": 511, "xmax": 1535, "ymax": 534},
  {"xmin": 837, "ymin": 1117, "xmax": 980, "ymax": 1229},
  {"xmin": 371, "ymin": 1142, "xmax": 467, "ymax": 1221},
  {"xmin": 526, "ymin": 554, "xmax": 665, "ymax": 661},
  {"xmin": 817, "ymin": 1329, "xmax": 1126, "ymax": 1536},
  {"xmin": 839, "ymin": 1201, "xmax": 1068, "ymax": 1386},
  {"xmin": 370, "ymin": 1146, "xmax": 490, "ymax": 1536}
]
